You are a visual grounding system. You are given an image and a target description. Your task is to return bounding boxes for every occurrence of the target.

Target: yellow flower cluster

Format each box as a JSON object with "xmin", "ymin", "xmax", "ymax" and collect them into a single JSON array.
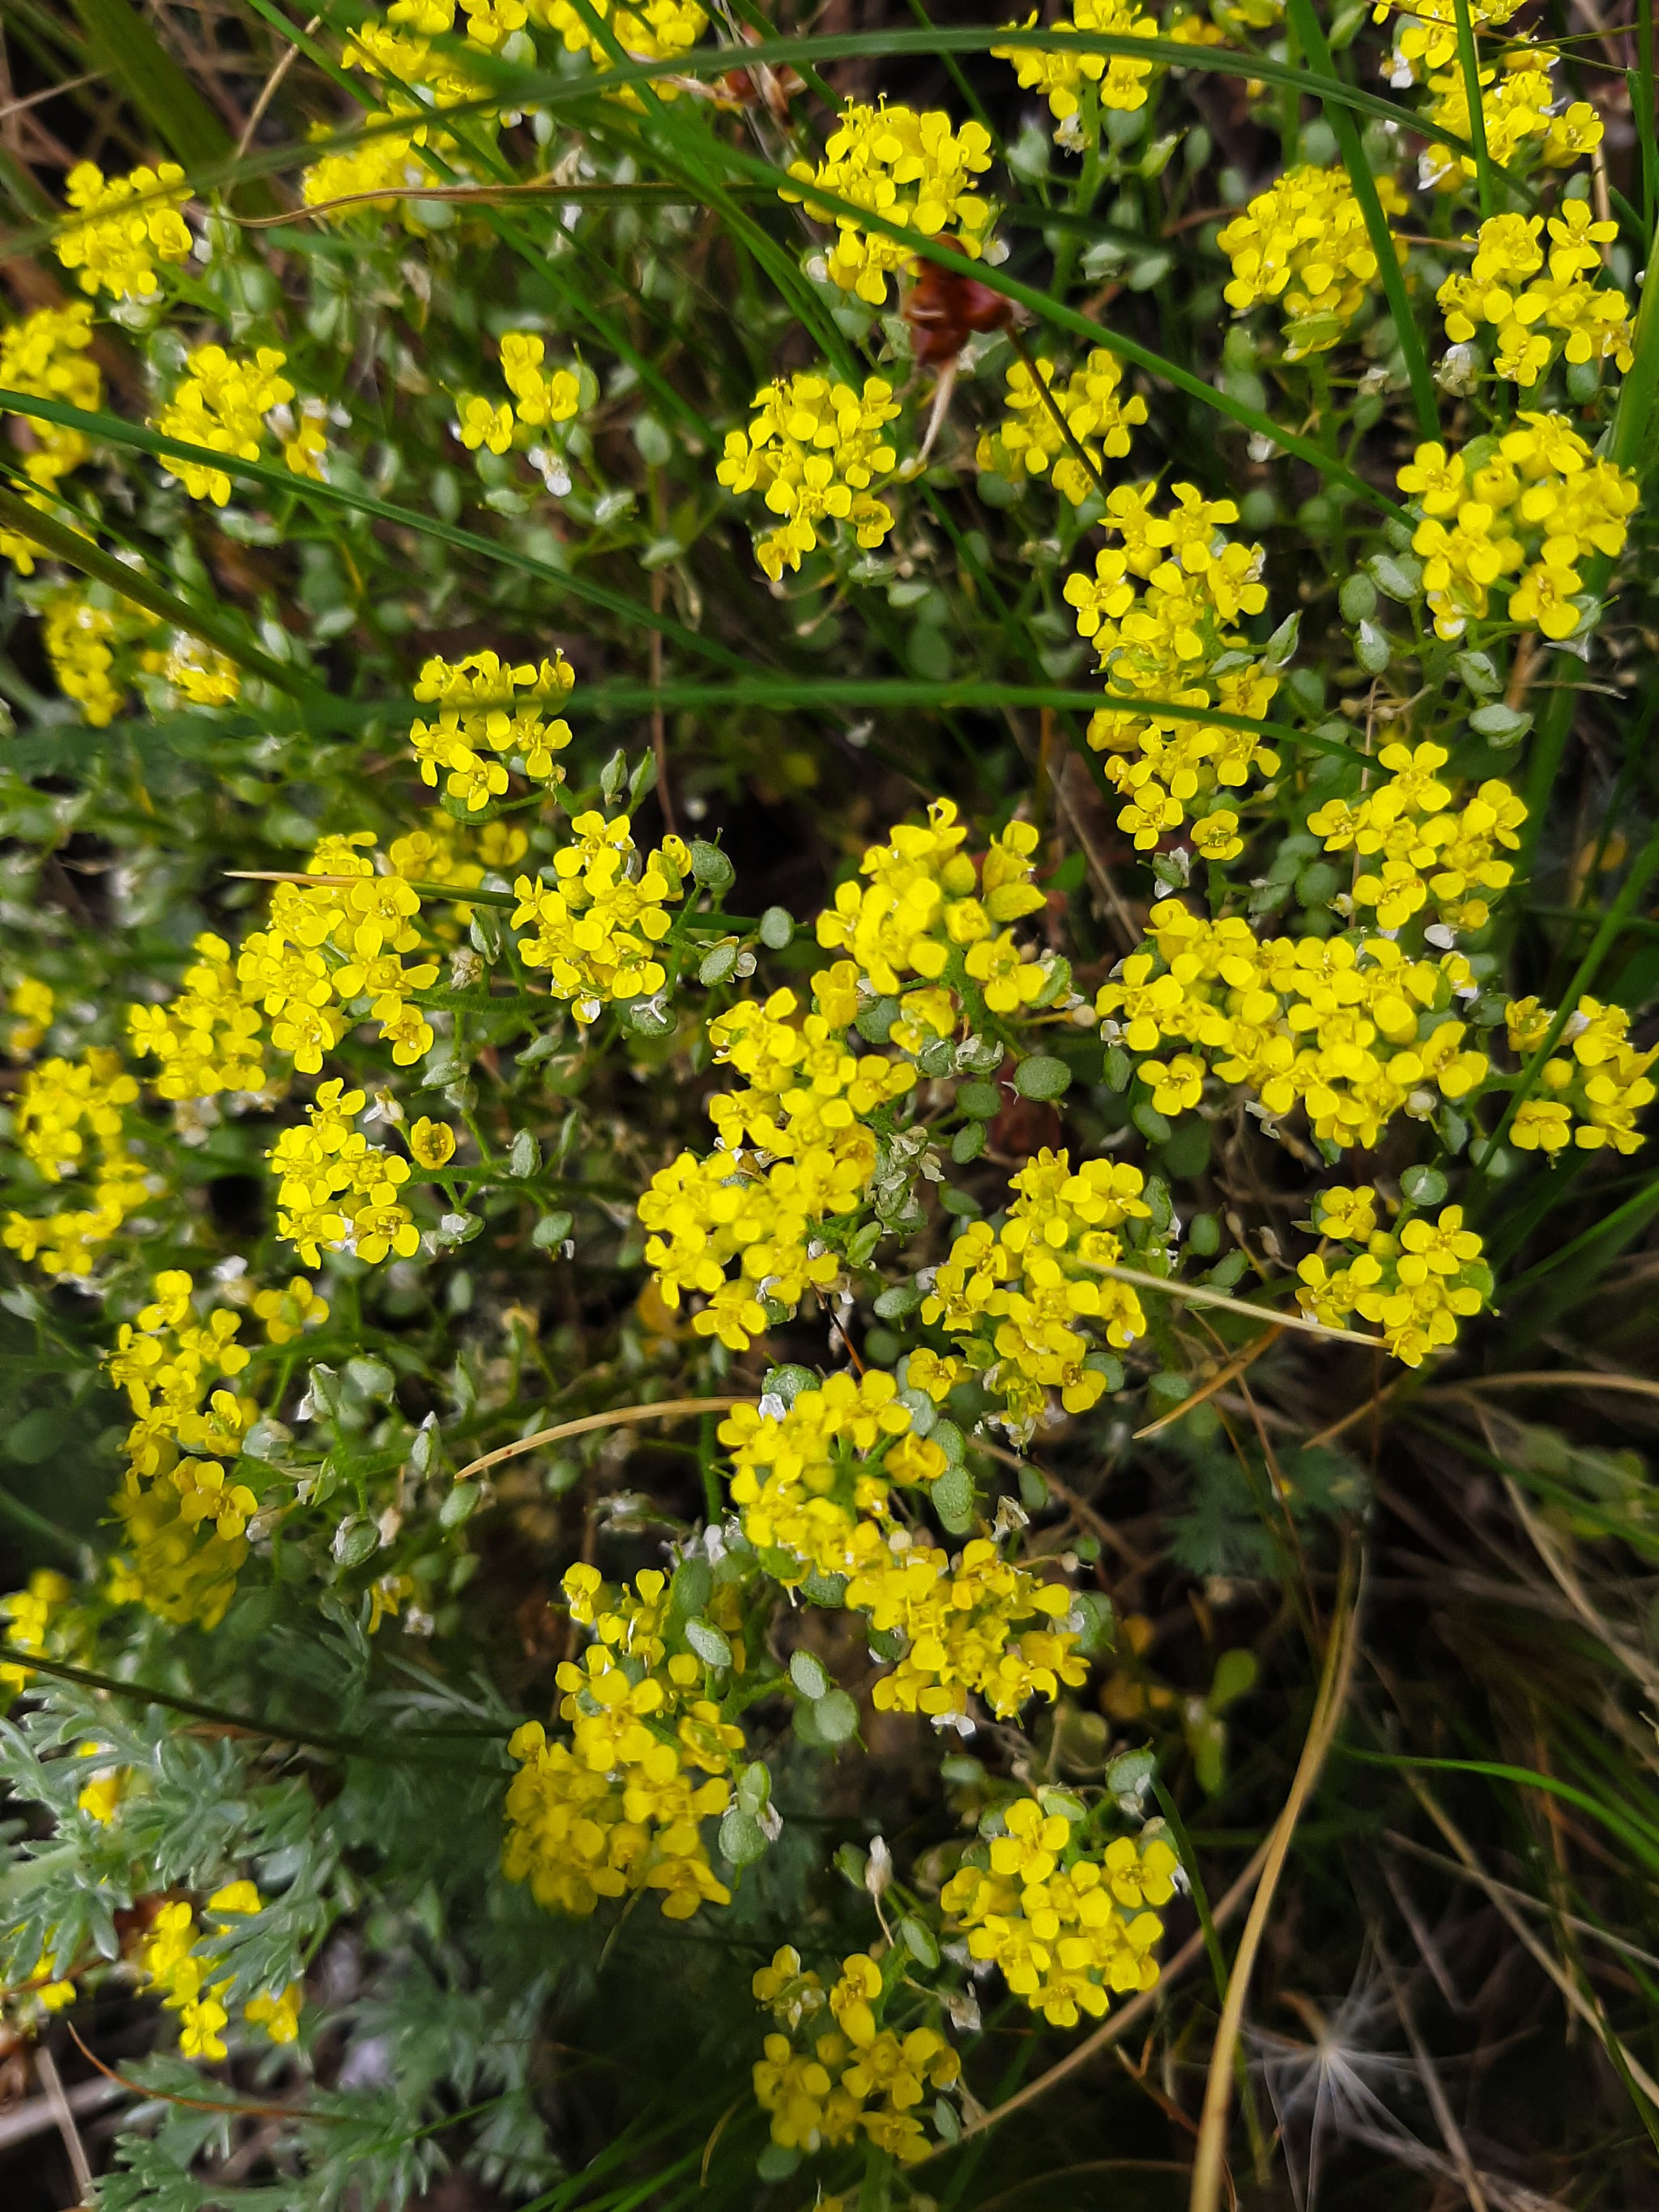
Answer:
[
  {"xmin": 921, "ymin": 1148, "xmax": 1152, "ymax": 1427},
  {"xmin": 640, "ymin": 1009, "xmax": 909, "ymax": 1351},
  {"xmin": 267, "ymin": 1080, "xmax": 420, "ymax": 1265},
  {"xmin": 1306, "ymin": 741, "xmax": 1525, "ymax": 932},
  {"xmin": 411, "ymin": 649, "xmax": 574, "ymax": 808},
  {"xmin": 343, "ymin": 15, "xmax": 483, "ymax": 101},
  {"xmin": 41, "ymin": 590, "xmax": 131, "ymax": 727},
  {"xmin": 719, "ymin": 1371, "xmax": 947, "ymax": 1581},
  {"xmin": 717, "ymin": 373, "xmax": 902, "ymax": 580},
  {"xmin": 502, "ymin": 1563, "xmax": 740, "ymax": 1920},
  {"xmin": 1094, "ymin": 879, "xmax": 1496, "ymax": 1157},
  {"xmin": 1421, "ymin": 47, "xmax": 1603, "ymax": 187},
  {"xmin": 151, "ymin": 344, "xmax": 324, "ymax": 506},
  {"xmin": 139, "ymin": 1887, "xmax": 301, "ymax": 2064},
  {"xmin": 532, "ymin": 0, "xmax": 709, "ymax": 89},
  {"xmin": 2, "ymin": 1048, "xmax": 147, "ymax": 1277},
  {"xmin": 785, "ymin": 101, "xmax": 995, "ymax": 306},
  {"xmin": 301, "ymin": 126, "xmax": 441, "ymax": 222},
  {"xmin": 6, "ymin": 978, "xmax": 53, "ymax": 1058},
  {"xmin": 1296, "ymin": 1187, "xmax": 1491, "ymax": 1364},
  {"xmin": 753, "ymin": 1945, "xmax": 961, "ymax": 2164},
  {"xmin": 941, "ymin": 1796, "xmax": 1176, "ymax": 2025},
  {"xmin": 1438, "ymin": 206, "xmax": 1634, "ymax": 387},
  {"xmin": 510, "ymin": 812, "xmax": 689, "ymax": 1023},
  {"xmin": 237, "ymin": 832, "xmax": 437, "ymax": 1074},
  {"xmin": 456, "ymin": 332, "xmax": 582, "ymax": 455},
  {"xmin": 0, "ymin": 1569, "xmax": 73, "ymax": 1693},
  {"xmin": 54, "ymin": 160, "xmax": 192, "ymax": 300},
  {"xmin": 1218, "ymin": 164, "xmax": 1407, "ymax": 358},
  {"xmin": 994, "ymin": 0, "xmax": 1158, "ymax": 137},
  {"xmin": 639, "ymin": 801, "xmax": 1049, "ymax": 1352},
  {"xmin": 719, "ymin": 1373, "xmax": 1088, "ymax": 1719},
  {"xmin": 105, "ymin": 1271, "xmax": 260, "ymax": 1629},
  {"xmin": 127, "ymin": 933, "xmax": 268, "ymax": 1103},
  {"xmin": 815, "ymin": 799, "xmax": 1048, "ymax": 1010},
  {"xmin": 0, "ymin": 303, "xmax": 103, "ymax": 571},
  {"xmin": 1503, "ymin": 995, "xmax": 1656, "ymax": 1156},
  {"xmin": 1064, "ymin": 485, "xmax": 1277, "ymax": 852},
  {"xmin": 1398, "ymin": 414, "xmax": 1640, "ymax": 641},
  {"xmin": 975, "ymin": 348, "xmax": 1147, "ymax": 506},
  {"xmin": 1372, "ymin": 0, "xmax": 1527, "ymax": 81}
]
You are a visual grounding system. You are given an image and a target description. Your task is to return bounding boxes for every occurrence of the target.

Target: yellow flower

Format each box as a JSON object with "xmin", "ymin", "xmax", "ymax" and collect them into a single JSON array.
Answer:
[{"xmin": 409, "ymin": 1118, "xmax": 458, "ymax": 1168}]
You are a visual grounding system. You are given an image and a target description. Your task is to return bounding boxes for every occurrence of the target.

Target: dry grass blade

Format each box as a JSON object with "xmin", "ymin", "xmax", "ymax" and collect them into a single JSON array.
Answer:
[
  {"xmin": 1444, "ymin": 1369, "xmax": 1659, "ymax": 1403},
  {"xmin": 1076, "ymin": 1258, "xmax": 1366, "ymax": 1346},
  {"xmin": 1134, "ymin": 1326, "xmax": 1283, "ymax": 1440},
  {"xmin": 1189, "ymin": 1545, "xmax": 1363, "ymax": 2212},
  {"xmin": 35, "ymin": 2043, "xmax": 95, "ymax": 2207},
  {"xmin": 448, "ymin": 1397, "xmax": 747, "ymax": 1485},
  {"xmin": 1371, "ymin": 1937, "xmax": 1490, "ymax": 2212},
  {"xmin": 1384, "ymin": 1830, "xmax": 1659, "ymax": 1973},
  {"xmin": 1404, "ymin": 1779, "xmax": 1659, "ymax": 2110}
]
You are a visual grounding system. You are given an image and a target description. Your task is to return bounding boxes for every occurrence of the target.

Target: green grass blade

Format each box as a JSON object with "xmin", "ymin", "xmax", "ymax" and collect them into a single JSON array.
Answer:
[
  {"xmin": 1451, "ymin": 0, "xmax": 1496, "ymax": 220},
  {"xmin": 68, "ymin": 0, "xmax": 234, "ymax": 171},
  {"xmin": 1475, "ymin": 826, "xmax": 1659, "ymax": 1186},
  {"xmin": 1285, "ymin": 0, "xmax": 1439, "ymax": 440},
  {"xmin": 1337, "ymin": 1745, "xmax": 1659, "ymax": 1873},
  {"xmin": 0, "ymin": 480, "xmax": 318, "ymax": 702},
  {"xmin": 0, "ymin": 388, "xmax": 752, "ymax": 674},
  {"xmin": 577, "ymin": 677, "xmax": 1356, "ymax": 759}
]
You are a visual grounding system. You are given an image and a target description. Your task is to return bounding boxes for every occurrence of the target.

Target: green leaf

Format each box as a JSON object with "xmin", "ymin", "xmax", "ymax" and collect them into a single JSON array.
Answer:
[
  {"xmin": 788, "ymin": 1650, "xmax": 830, "ymax": 1701},
  {"xmin": 812, "ymin": 1690, "xmax": 859, "ymax": 1744},
  {"xmin": 1013, "ymin": 1055, "xmax": 1072, "ymax": 1101},
  {"xmin": 1208, "ymin": 1647, "xmax": 1260, "ymax": 1714},
  {"xmin": 69, "ymin": 0, "xmax": 235, "ymax": 175},
  {"xmin": 0, "ymin": 482, "xmax": 316, "ymax": 704},
  {"xmin": 684, "ymin": 1618, "xmax": 732, "ymax": 1669},
  {"xmin": 718, "ymin": 1806, "xmax": 769, "ymax": 1868}
]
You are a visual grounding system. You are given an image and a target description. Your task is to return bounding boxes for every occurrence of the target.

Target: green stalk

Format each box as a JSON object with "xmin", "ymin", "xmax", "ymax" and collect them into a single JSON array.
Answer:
[
  {"xmin": 1517, "ymin": 216, "xmax": 1659, "ymax": 871},
  {"xmin": 1452, "ymin": 0, "xmax": 1496, "ymax": 220},
  {"xmin": 1637, "ymin": 0, "xmax": 1657, "ymax": 237},
  {"xmin": 1473, "ymin": 824, "xmax": 1659, "ymax": 1189},
  {"xmin": 0, "ymin": 389, "xmax": 752, "ymax": 676},
  {"xmin": 1285, "ymin": 0, "xmax": 1439, "ymax": 440},
  {"xmin": 0, "ymin": 480, "xmax": 319, "ymax": 702}
]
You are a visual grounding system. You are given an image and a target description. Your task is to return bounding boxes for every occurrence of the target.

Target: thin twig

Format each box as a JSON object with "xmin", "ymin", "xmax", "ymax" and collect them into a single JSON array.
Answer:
[
  {"xmin": 1402, "ymin": 1781, "xmax": 1659, "ymax": 2110},
  {"xmin": 1135, "ymin": 1326, "xmax": 1282, "ymax": 1440},
  {"xmin": 1302, "ymin": 1374, "xmax": 1406, "ymax": 1449},
  {"xmin": 1384, "ymin": 1831, "xmax": 1659, "ymax": 1974},
  {"xmin": 36, "ymin": 2043, "xmax": 95, "ymax": 2206},
  {"xmin": 1189, "ymin": 1544, "xmax": 1363, "ymax": 2212},
  {"xmin": 0, "ymin": 73, "xmax": 105, "ymax": 123},
  {"xmin": 449, "ymin": 1397, "xmax": 747, "ymax": 1486},
  {"xmin": 66, "ymin": 2022, "xmax": 339, "ymax": 2125},
  {"xmin": 234, "ymin": 15, "xmax": 322, "ymax": 160},
  {"xmin": 1371, "ymin": 1938, "xmax": 1490, "ymax": 2212}
]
